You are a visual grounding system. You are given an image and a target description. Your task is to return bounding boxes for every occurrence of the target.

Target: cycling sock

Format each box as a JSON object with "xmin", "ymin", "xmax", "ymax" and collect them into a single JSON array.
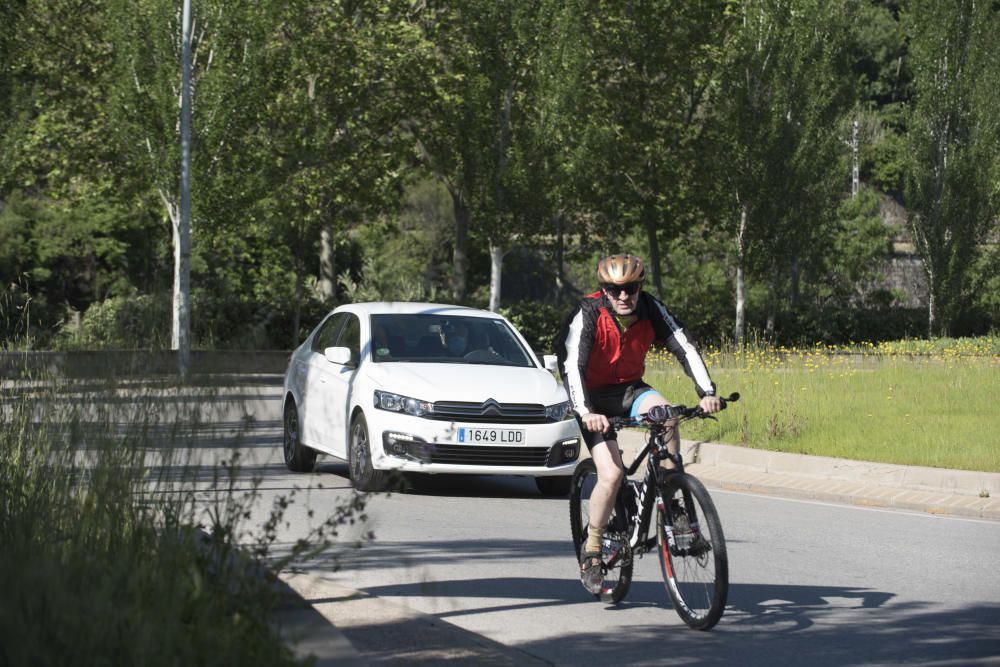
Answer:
[{"xmin": 585, "ymin": 525, "xmax": 604, "ymax": 554}]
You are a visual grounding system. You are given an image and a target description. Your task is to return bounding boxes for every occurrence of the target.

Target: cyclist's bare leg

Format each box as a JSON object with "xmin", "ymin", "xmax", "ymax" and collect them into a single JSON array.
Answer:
[
  {"xmin": 636, "ymin": 393, "xmax": 679, "ymax": 469},
  {"xmin": 583, "ymin": 439, "xmax": 624, "ymax": 558}
]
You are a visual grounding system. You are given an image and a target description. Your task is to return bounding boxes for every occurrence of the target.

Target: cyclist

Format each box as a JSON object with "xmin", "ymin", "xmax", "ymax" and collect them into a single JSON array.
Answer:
[{"xmin": 556, "ymin": 253, "xmax": 721, "ymax": 594}]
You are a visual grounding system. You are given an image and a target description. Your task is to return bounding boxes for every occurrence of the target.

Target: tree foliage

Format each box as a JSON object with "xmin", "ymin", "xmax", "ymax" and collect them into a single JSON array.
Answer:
[
  {"xmin": 1, "ymin": 0, "xmax": 997, "ymax": 351},
  {"xmin": 902, "ymin": 0, "xmax": 1000, "ymax": 336}
]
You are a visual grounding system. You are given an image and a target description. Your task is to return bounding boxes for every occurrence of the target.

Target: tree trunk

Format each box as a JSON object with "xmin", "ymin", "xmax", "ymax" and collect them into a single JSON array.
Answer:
[
  {"xmin": 292, "ymin": 262, "xmax": 303, "ymax": 347},
  {"xmin": 488, "ymin": 243, "xmax": 503, "ymax": 312},
  {"xmin": 487, "ymin": 82, "xmax": 513, "ymax": 312},
  {"xmin": 789, "ymin": 256, "xmax": 800, "ymax": 307},
  {"xmin": 319, "ymin": 222, "xmax": 336, "ymax": 304},
  {"xmin": 927, "ymin": 265, "xmax": 937, "ymax": 339},
  {"xmin": 452, "ymin": 193, "xmax": 469, "ymax": 302},
  {"xmin": 644, "ymin": 215, "xmax": 663, "ymax": 298},
  {"xmin": 555, "ymin": 212, "xmax": 565, "ymax": 302},
  {"xmin": 734, "ymin": 205, "xmax": 748, "ymax": 344},
  {"xmin": 765, "ymin": 280, "xmax": 777, "ymax": 342},
  {"xmin": 171, "ymin": 209, "xmax": 190, "ymax": 373}
]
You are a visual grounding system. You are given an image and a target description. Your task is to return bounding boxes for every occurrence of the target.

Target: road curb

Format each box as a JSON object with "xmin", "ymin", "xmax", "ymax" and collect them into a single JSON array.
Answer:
[
  {"xmin": 614, "ymin": 430, "xmax": 1000, "ymax": 521},
  {"xmin": 278, "ymin": 572, "xmax": 551, "ymax": 665},
  {"xmin": 274, "ymin": 573, "xmax": 364, "ymax": 666}
]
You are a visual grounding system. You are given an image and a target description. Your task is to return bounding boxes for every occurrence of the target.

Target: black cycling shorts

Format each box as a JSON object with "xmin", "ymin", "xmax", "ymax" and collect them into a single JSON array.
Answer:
[{"xmin": 574, "ymin": 380, "xmax": 658, "ymax": 451}]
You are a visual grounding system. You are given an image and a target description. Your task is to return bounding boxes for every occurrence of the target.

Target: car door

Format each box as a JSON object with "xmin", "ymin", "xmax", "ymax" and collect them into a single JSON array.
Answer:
[
  {"xmin": 309, "ymin": 312, "xmax": 361, "ymax": 458},
  {"xmin": 301, "ymin": 312, "xmax": 346, "ymax": 448}
]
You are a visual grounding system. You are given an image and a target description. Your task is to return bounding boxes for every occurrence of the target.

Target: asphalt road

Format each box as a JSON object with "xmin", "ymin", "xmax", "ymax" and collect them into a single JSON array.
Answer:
[
  {"xmin": 32, "ymin": 379, "xmax": 1000, "ymax": 665},
  {"xmin": 167, "ymin": 382, "xmax": 1000, "ymax": 666}
]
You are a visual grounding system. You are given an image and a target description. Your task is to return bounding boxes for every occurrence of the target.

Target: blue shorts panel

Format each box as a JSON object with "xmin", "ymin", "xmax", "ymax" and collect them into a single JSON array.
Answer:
[{"xmin": 629, "ymin": 389, "xmax": 663, "ymax": 419}]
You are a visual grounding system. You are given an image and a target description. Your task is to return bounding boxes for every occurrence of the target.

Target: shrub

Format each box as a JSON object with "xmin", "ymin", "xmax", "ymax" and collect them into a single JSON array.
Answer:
[
  {"xmin": 500, "ymin": 300, "xmax": 575, "ymax": 357},
  {"xmin": 53, "ymin": 293, "xmax": 172, "ymax": 350},
  {"xmin": 0, "ymin": 376, "xmax": 368, "ymax": 664}
]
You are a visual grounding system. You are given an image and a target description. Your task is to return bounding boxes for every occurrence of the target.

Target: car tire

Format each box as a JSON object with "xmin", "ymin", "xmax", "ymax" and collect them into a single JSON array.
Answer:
[
  {"xmin": 348, "ymin": 412, "xmax": 388, "ymax": 492},
  {"xmin": 535, "ymin": 476, "xmax": 572, "ymax": 497},
  {"xmin": 283, "ymin": 399, "xmax": 316, "ymax": 473}
]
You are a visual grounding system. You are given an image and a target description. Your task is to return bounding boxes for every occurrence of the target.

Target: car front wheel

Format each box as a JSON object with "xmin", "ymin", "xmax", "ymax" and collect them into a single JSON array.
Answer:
[
  {"xmin": 348, "ymin": 412, "xmax": 388, "ymax": 492},
  {"xmin": 283, "ymin": 400, "xmax": 316, "ymax": 473}
]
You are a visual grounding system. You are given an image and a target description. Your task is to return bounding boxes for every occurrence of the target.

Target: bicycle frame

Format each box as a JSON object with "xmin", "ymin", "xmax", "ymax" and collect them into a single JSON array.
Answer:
[{"xmin": 603, "ymin": 420, "xmax": 685, "ymax": 567}]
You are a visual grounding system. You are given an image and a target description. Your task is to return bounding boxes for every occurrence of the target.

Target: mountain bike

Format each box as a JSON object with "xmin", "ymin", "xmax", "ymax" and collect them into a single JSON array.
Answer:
[{"xmin": 569, "ymin": 393, "xmax": 739, "ymax": 630}]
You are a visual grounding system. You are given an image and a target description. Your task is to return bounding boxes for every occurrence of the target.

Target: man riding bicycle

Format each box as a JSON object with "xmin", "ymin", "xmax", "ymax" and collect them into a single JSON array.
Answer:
[{"xmin": 556, "ymin": 253, "xmax": 721, "ymax": 594}]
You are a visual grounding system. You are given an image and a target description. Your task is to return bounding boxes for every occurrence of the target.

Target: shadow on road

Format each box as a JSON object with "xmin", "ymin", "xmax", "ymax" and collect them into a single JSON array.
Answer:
[{"xmin": 314, "ymin": 571, "xmax": 999, "ymax": 666}]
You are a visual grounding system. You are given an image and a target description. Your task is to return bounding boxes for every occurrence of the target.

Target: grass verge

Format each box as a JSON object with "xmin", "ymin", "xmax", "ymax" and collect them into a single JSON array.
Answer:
[{"xmin": 645, "ymin": 336, "xmax": 1000, "ymax": 472}]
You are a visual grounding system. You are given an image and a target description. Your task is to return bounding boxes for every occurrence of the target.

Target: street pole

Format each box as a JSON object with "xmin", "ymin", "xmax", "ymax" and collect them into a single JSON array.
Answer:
[{"xmin": 175, "ymin": 0, "xmax": 192, "ymax": 378}]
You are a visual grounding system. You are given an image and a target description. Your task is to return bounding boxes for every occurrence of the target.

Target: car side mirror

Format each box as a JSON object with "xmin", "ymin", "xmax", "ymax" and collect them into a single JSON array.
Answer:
[
  {"xmin": 324, "ymin": 346, "xmax": 354, "ymax": 367},
  {"xmin": 543, "ymin": 354, "xmax": 558, "ymax": 372}
]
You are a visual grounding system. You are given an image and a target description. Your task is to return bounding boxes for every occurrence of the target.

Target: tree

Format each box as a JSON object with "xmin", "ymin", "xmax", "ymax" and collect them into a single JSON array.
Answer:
[
  {"xmin": 253, "ymin": 0, "xmax": 430, "ymax": 342},
  {"xmin": 406, "ymin": 0, "xmax": 549, "ymax": 308},
  {"xmin": 708, "ymin": 0, "xmax": 855, "ymax": 342},
  {"xmin": 542, "ymin": 0, "xmax": 730, "ymax": 298},
  {"xmin": 902, "ymin": 0, "xmax": 1000, "ymax": 337},
  {"xmin": 107, "ymin": 0, "xmax": 277, "ymax": 365},
  {"xmin": 0, "ymin": 0, "xmax": 162, "ymax": 345}
]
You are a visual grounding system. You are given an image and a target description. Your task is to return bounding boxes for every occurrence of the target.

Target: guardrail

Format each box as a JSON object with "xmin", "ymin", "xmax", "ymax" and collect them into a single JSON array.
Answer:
[{"xmin": 0, "ymin": 350, "xmax": 291, "ymax": 379}]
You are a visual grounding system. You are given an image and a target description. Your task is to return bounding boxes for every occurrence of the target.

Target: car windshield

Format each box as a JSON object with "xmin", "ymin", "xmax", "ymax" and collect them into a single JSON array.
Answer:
[{"xmin": 370, "ymin": 314, "xmax": 535, "ymax": 367}]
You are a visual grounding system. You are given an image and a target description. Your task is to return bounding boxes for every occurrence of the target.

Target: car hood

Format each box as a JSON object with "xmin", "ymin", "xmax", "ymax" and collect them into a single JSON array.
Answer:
[{"xmin": 365, "ymin": 362, "xmax": 568, "ymax": 405}]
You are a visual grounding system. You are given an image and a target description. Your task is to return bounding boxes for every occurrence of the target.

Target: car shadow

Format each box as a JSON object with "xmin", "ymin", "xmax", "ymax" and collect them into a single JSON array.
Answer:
[{"xmin": 316, "ymin": 464, "xmax": 564, "ymax": 499}]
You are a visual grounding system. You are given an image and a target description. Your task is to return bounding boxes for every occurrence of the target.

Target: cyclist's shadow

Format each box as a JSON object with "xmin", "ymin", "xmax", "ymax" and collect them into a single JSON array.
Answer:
[{"xmin": 609, "ymin": 581, "xmax": 893, "ymax": 629}]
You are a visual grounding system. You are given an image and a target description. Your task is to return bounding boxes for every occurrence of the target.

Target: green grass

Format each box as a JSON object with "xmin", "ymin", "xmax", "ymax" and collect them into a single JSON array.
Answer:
[{"xmin": 645, "ymin": 336, "xmax": 1000, "ymax": 472}]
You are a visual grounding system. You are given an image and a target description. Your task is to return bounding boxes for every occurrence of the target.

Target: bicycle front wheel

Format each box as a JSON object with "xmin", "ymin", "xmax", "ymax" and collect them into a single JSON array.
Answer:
[
  {"xmin": 656, "ymin": 473, "xmax": 728, "ymax": 630},
  {"xmin": 569, "ymin": 459, "xmax": 633, "ymax": 603}
]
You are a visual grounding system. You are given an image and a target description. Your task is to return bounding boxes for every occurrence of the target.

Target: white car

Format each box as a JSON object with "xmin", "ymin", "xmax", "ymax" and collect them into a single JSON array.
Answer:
[{"xmin": 281, "ymin": 302, "xmax": 581, "ymax": 495}]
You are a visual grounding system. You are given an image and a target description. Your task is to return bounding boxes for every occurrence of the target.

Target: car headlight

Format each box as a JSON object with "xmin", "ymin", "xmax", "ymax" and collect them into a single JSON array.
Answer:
[
  {"xmin": 374, "ymin": 390, "xmax": 433, "ymax": 417},
  {"xmin": 545, "ymin": 400, "xmax": 573, "ymax": 421}
]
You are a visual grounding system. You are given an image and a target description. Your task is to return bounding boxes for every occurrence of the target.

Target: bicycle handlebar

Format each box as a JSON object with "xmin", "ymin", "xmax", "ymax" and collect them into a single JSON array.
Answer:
[{"xmin": 608, "ymin": 392, "xmax": 740, "ymax": 430}]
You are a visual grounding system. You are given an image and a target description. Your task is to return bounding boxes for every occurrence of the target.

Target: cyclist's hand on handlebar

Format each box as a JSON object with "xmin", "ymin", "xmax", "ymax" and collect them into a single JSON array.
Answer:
[
  {"xmin": 699, "ymin": 395, "xmax": 723, "ymax": 415},
  {"xmin": 582, "ymin": 412, "xmax": 610, "ymax": 433}
]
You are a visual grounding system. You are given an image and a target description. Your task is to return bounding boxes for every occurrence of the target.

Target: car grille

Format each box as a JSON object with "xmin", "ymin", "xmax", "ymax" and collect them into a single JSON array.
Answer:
[
  {"xmin": 399, "ymin": 442, "xmax": 552, "ymax": 467},
  {"xmin": 429, "ymin": 399, "xmax": 549, "ymax": 424}
]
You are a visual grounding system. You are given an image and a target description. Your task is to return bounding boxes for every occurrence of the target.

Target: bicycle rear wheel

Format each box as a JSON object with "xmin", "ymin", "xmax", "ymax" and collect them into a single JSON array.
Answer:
[
  {"xmin": 656, "ymin": 473, "xmax": 728, "ymax": 630},
  {"xmin": 569, "ymin": 459, "xmax": 633, "ymax": 603}
]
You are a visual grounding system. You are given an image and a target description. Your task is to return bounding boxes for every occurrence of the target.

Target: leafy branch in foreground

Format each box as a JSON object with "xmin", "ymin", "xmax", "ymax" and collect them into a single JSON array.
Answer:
[{"xmin": 0, "ymin": 375, "xmax": 372, "ymax": 665}]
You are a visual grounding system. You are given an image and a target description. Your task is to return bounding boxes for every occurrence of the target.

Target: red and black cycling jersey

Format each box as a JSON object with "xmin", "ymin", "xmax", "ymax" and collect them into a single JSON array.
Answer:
[{"xmin": 555, "ymin": 290, "xmax": 716, "ymax": 417}]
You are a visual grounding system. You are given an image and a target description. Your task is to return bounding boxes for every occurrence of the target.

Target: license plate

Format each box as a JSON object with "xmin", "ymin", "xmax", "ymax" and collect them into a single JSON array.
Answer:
[{"xmin": 458, "ymin": 427, "xmax": 524, "ymax": 444}]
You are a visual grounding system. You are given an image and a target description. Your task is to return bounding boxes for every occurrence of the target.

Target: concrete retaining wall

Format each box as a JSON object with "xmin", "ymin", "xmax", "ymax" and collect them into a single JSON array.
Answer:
[{"xmin": 0, "ymin": 350, "xmax": 291, "ymax": 379}]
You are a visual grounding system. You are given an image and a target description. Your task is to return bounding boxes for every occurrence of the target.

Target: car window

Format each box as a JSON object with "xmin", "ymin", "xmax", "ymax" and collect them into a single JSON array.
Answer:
[
  {"xmin": 312, "ymin": 313, "xmax": 346, "ymax": 353},
  {"xmin": 335, "ymin": 314, "xmax": 361, "ymax": 365},
  {"xmin": 370, "ymin": 314, "xmax": 534, "ymax": 367}
]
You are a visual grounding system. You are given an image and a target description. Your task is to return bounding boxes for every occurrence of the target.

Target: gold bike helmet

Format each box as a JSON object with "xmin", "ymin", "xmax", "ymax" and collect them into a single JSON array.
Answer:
[{"xmin": 597, "ymin": 254, "xmax": 646, "ymax": 285}]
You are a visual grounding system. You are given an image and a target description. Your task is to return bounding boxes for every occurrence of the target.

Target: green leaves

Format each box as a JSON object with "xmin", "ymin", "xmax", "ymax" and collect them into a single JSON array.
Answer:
[{"xmin": 903, "ymin": 0, "xmax": 1000, "ymax": 335}]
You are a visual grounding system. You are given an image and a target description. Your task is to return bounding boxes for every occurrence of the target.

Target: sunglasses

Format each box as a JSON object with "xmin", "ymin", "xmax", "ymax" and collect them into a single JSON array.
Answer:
[{"xmin": 603, "ymin": 282, "xmax": 642, "ymax": 297}]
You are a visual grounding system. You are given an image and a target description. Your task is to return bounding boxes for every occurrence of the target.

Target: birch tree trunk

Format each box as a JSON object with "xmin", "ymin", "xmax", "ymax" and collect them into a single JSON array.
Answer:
[
  {"xmin": 765, "ymin": 281, "xmax": 777, "ymax": 341},
  {"xmin": 319, "ymin": 223, "xmax": 336, "ymax": 303},
  {"xmin": 488, "ymin": 243, "xmax": 503, "ymax": 312},
  {"xmin": 487, "ymin": 83, "xmax": 513, "ymax": 312},
  {"xmin": 734, "ymin": 204, "xmax": 748, "ymax": 344},
  {"xmin": 452, "ymin": 193, "xmax": 469, "ymax": 302},
  {"xmin": 926, "ymin": 264, "xmax": 937, "ymax": 338},
  {"xmin": 554, "ymin": 212, "xmax": 566, "ymax": 302},
  {"xmin": 643, "ymin": 207, "xmax": 663, "ymax": 298}
]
